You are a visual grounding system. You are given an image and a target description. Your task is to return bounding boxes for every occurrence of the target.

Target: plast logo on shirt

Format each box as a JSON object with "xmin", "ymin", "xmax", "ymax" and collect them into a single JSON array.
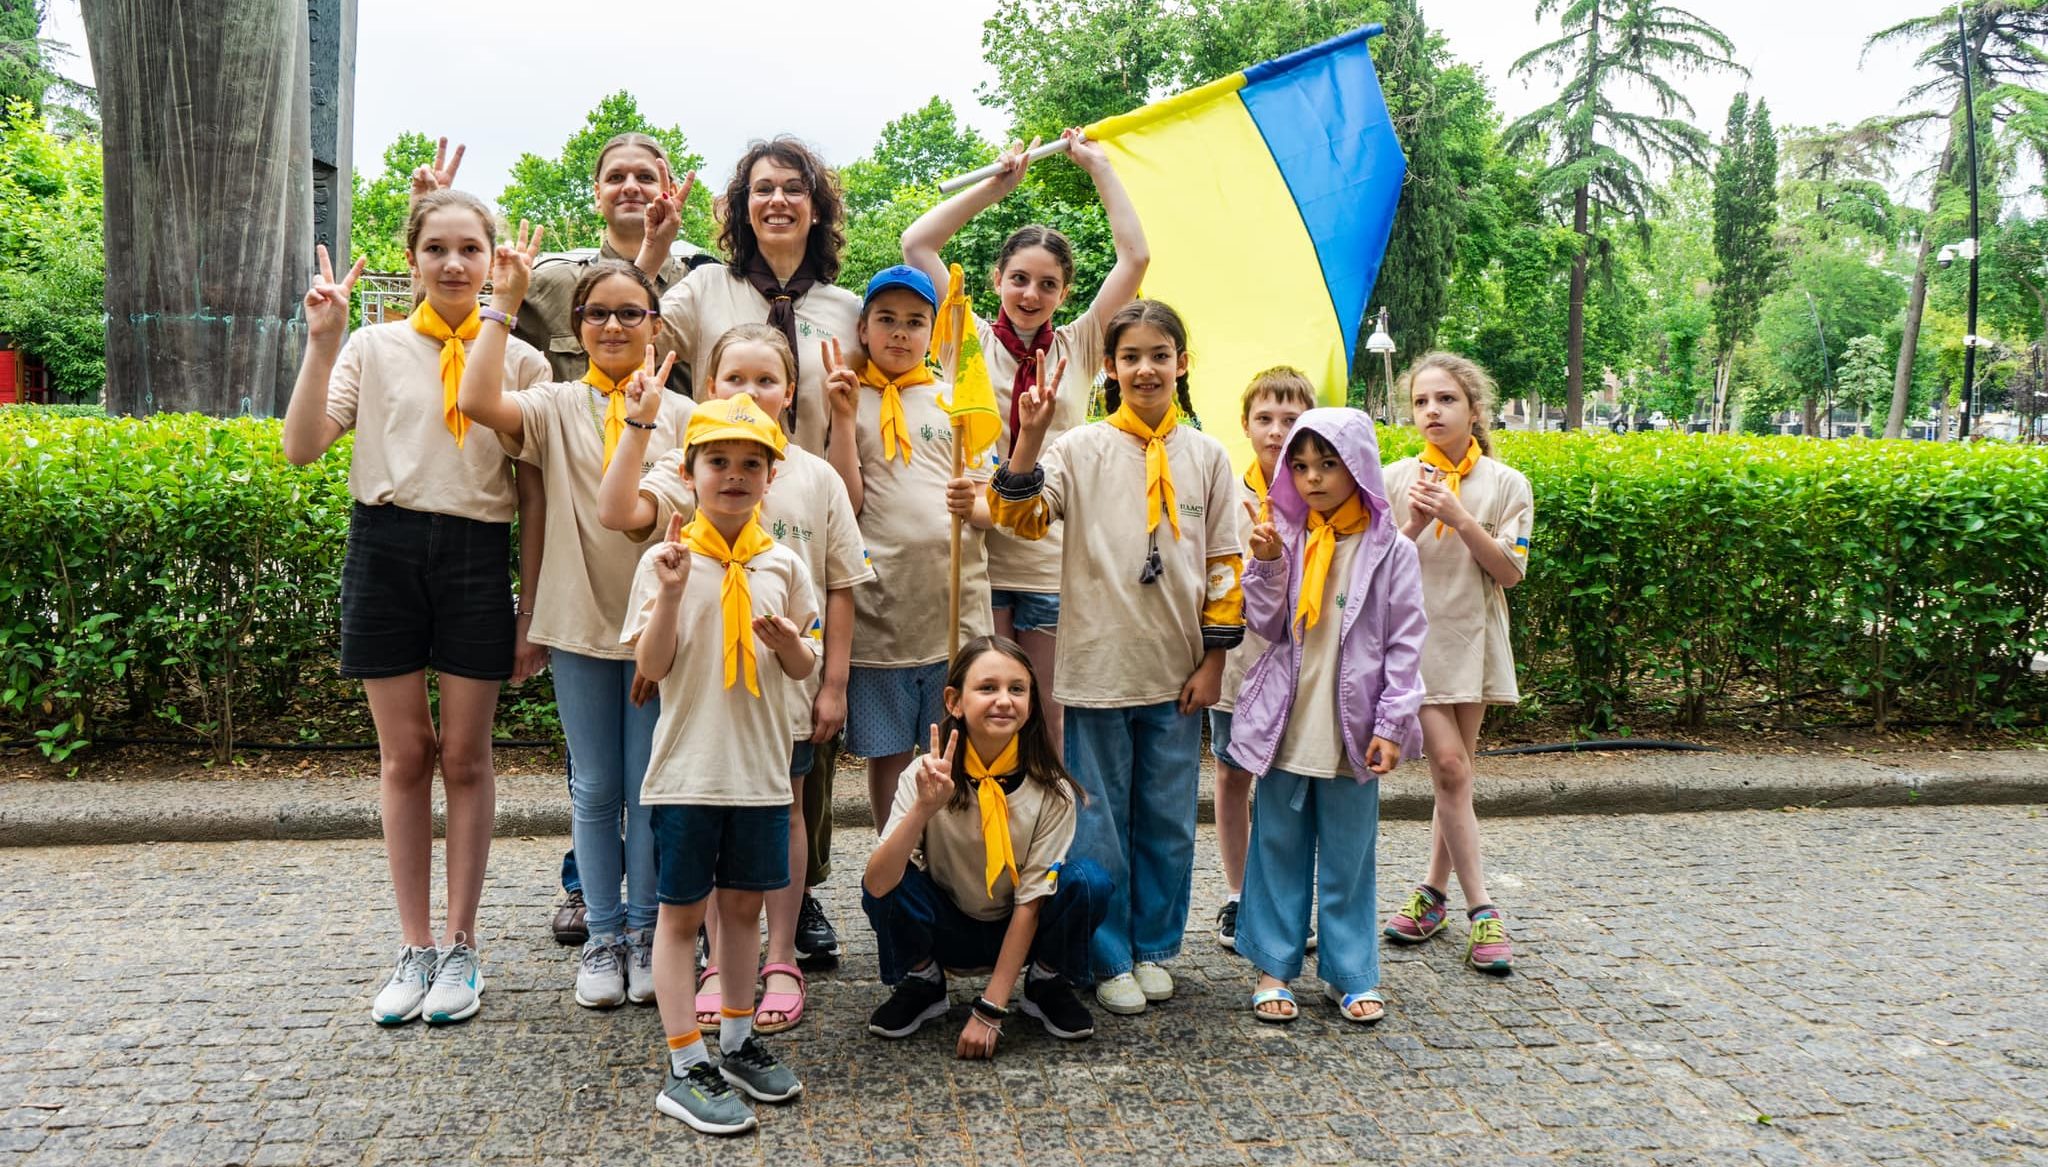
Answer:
[
  {"xmin": 769, "ymin": 517, "xmax": 815, "ymax": 545},
  {"xmin": 1178, "ymin": 501, "xmax": 1206, "ymax": 521}
]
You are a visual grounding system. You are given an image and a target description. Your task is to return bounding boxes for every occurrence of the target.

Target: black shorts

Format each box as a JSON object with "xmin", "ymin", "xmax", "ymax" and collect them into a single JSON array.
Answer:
[
  {"xmin": 653, "ymin": 803, "xmax": 792, "ymax": 905},
  {"xmin": 339, "ymin": 502, "xmax": 515, "ymax": 681}
]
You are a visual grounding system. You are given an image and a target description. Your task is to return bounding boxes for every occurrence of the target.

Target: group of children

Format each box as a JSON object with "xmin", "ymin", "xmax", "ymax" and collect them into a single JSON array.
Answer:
[{"xmin": 280, "ymin": 131, "xmax": 1534, "ymax": 1136}]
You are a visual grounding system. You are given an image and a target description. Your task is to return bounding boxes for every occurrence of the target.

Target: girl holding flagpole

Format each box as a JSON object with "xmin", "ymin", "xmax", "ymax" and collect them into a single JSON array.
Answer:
[
  {"xmin": 902, "ymin": 128, "xmax": 1149, "ymax": 756},
  {"xmin": 979, "ymin": 299, "xmax": 1244, "ymax": 1015},
  {"xmin": 459, "ymin": 248, "xmax": 695, "ymax": 1010},
  {"xmin": 1379, "ymin": 353, "xmax": 1532, "ymax": 974},
  {"xmin": 282, "ymin": 190, "xmax": 552, "ymax": 1027}
]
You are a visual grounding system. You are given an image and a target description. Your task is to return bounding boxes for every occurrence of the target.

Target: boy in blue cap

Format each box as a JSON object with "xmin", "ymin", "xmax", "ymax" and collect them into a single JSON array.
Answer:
[{"xmin": 829, "ymin": 265, "xmax": 997, "ymax": 825}]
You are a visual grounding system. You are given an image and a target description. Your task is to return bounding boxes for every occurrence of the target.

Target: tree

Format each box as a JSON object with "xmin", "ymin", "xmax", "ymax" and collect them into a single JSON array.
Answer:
[
  {"xmin": 1362, "ymin": 0, "xmax": 1457, "ymax": 384},
  {"xmin": 1754, "ymin": 248, "xmax": 1910, "ymax": 431},
  {"xmin": 840, "ymin": 97, "xmax": 995, "ymax": 219},
  {"xmin": 1709, "ymin": 92, "xmax": 1779, "ymax": 430},
  {"xmin": 0, "ymin": 96, "xmax": 102, "ymax": 396},
  {"xmin": 1864, "ymin": 0, "xmax": 2048, "ymax": 437},
  {"xmin": 0, "ymin": 0, "xmax": 49, "ymax": 111},
  {"xmin": 1836, "ymin": 333, "xmax": 1896, "ymax": 422},
  {"xmin": 497, "ymin": 91, "xmax": 711, "ymax": 253},
  {"xmin": 1778, "ymin": 120, "xmax": 1903, "ymax": 245},
  {"xmin": 1503, "ymin": 0, "xmax": 1742, "ymax": 428},
  {"xmin": 82, "ymin": 0, "xmax": 312, "ymax": 417},
  {"xmin": 348, "ymin": 130, "xmax": 435, "ymax": 273}
]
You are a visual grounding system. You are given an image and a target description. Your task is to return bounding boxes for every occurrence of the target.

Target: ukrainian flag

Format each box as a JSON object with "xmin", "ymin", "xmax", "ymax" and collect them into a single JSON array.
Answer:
[{"xmin": 1084, "ymin": 25, "xmax": 1404, "ymax": 471}]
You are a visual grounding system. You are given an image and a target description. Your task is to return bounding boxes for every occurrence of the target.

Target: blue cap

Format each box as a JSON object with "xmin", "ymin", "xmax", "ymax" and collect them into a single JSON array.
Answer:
[{"xmin": 863, "ymin": 264, "xmax": 937, "ymax": 309}]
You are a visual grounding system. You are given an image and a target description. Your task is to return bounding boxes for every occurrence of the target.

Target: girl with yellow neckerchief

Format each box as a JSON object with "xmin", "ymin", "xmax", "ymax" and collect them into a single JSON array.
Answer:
[
  {"xmin": 1230, "ymin": 408, "xmax": 1428, "ymax": 1026},
  {"xmin": 982, "ymin": 299, "xmax": 1247, "ymax": 1017},
  {"xmin": 1379, "ymin": 352, "xmax": 1534, "ymax": 975},
  {"xmin": 861, "ymin": 636, "xmax": 1107, "ymax": 1059},
  {"xmin": 461, "ymin": 247, "xmax": 694, "ymax": 1013},
  {"xmin": 281, "ymin": 189, "xmax": 552, "ymax": 1029}
]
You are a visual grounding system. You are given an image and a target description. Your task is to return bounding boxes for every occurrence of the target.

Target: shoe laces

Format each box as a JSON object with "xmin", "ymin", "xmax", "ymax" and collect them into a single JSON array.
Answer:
[
  {"xmin": 581, "ymin": 939, "xmax": 624, "ymax": 974},
  {"xmin": 390, "ymin": 945, "xmax": 436, "ymax": 986},
  {"xmin": 685, "ymin": 1061, "xmax": 735, "ymax": 1097},
  {"xmin": 798, "ymin": 894, "xmax": 827, "ymax": 930},
  {"xmin": 628, "ymin": 934, "xmax": 653, "ymax": 971},
  {"xmin": 1469, "ymin": 914, "xmax": 1506, "ymax": 946},
  {"xmin": 1400, "ymin": 890, "xmax": 1440, "ymax": 923},
  {"xmin": 434, "ymin": 943, "xmax": 477, "ymax": 985},
  {"xmin": 728, "ymin": 1036, "xmax": 777, "ymax": 1070}
]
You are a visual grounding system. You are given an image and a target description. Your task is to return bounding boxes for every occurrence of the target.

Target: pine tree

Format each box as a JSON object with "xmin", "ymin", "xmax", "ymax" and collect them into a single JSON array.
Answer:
[{"xmin": 1710, "ymin": 93, "xmax": 1779, "ymax": 430}]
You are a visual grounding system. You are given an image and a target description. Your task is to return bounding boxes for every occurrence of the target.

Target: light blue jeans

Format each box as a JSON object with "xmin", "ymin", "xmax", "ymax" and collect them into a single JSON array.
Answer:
[
  {"xmin": 551, "ymin": 650, "xmax": 659, "ymax": 938},
  {"xmin": 1064, "ymin": 701, "xmax": 1200, "ymax": 978},
  {"xmin": 1237, "ymin": 768, "xmax": 1381, "ymax": 995}
]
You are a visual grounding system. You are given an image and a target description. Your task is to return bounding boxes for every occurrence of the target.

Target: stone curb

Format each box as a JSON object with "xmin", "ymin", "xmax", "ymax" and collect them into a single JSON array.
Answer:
[{"xmin": 1, "ymin": 749, "xmax": 2042, "ymax": 848}]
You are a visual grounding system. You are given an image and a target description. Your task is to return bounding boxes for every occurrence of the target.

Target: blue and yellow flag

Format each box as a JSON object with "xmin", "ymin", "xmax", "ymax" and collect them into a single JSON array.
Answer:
[{"xmin": 1083, "ymin": 25, "xmax": 1404, "ymax": 472}]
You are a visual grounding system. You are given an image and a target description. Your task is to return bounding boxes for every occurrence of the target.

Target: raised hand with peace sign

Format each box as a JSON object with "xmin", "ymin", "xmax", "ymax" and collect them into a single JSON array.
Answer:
[
  {"xmin": 913, "ymin": 723, "xmax": 960, "ymax": 819},
  {"xmin": 409, "ymin": 137, "xmax": 465, "ymax": 199},
  {"xmin": 488, "ymin": 221, "xmax": 545, "ymax": 314},
  {"xmin": 1001, "ymin": 350, "xmax": 1067, "ymax": 475},
  {"xmin": 303, "ymin": 243, "xmax": 367, "ymax": 349},
  {"xmin": 1245, "ymin": 500, "xmax": 1283, "ymax": 562},
  {"xmin": 625, "ymin": 344, "xmax": 678, "ymax": 426}
]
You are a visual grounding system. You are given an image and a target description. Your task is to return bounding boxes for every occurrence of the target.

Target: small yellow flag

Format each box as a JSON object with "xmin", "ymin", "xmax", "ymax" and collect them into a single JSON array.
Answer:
[{"xmin": 931, "ymin": 263, "xmax": 1002, "ymax": 467}]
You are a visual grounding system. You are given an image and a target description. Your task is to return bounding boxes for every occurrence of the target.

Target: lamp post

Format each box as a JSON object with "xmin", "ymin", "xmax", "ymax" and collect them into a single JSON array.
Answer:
[
  {"xmin": 1365, "ymin": 306, "xmax": 1396, "ymax": 423},
  {"xmin": 1957, "ymin": 5, "xmax": 1982, "ymax": 440}
]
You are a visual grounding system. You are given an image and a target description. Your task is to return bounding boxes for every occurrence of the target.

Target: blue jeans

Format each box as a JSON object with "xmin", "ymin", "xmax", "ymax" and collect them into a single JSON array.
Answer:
[
  {"xmin": 862, "ymin": 860, "xmax": 1109, "ymax": 985},
  {"xmin": 1064, "ymin": 702, "xmax": 1201, "ymax": 978},
  {"xmin": 560, "ymin": 743, "xmax": 581, "ymax": 894},
  {"xmin": 1237, "ymin": 769, "xmax": 1381, "ymax": 995},
  {"xmin": 552, "ymin": 650, "xmax": 660, "ymax": 937}
]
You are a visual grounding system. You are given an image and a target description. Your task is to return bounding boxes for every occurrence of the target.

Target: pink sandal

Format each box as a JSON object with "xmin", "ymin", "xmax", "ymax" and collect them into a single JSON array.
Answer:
[
  {"xmin": 755, "ymin": 962, "xmax": 806, "ymax": 1034},
  {"xmin": 694, "ymin": 965, "xmax": 721, "ymax": 1033}
]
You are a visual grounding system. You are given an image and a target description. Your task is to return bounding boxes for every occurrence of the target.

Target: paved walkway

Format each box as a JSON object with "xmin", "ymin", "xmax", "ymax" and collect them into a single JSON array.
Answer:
[{"xmin": 3, "ymin": 804, "xmax": 2046, "ymax": 1164}]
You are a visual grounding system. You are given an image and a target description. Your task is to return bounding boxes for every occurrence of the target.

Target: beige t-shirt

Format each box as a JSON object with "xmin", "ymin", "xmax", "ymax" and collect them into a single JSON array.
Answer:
[
  {"xmin": 879, "ymin": 756, "xmax": 1078, "ymax": 922},
  {"xmin": 507, "ymin": 381, "xmax": 693, "ymax": 659},
  {"xmin": 975, "ymin": 309, "xmax": 1104, "ymax": 595},
  {"xmin": 623, "ymin": 538, "xmax": 820, "ymax": 805},
  {"xmin": 639, "ymin": 442, "xmax": 875, "ymax": 736},
  {"xmin": 1383, "ymin": 455, "xmax": 1533, "ymax": 705},
  {"xmin": 1033, "ymin": 421, "xmax": 1244, "ymax": 708},
  {"xmin": 325, "ymin": 322, "xmax": 550, "ymax": 523},
  {"xmin": 851, "ymin": 378, "xmax": 994, "ymax": 667},
  {"xmin": 1214, "ymin": 477, "xmax": 1270, "ymax": 715},
  {"xmin": 516, "ymin": 241, "xmax": 694, "ymax": 384},
  {"xmin": 1272, "ymin": 532, "xmax": 1361, "ymax": 778},
  {"xmin": 657, "ymin": 265, "xmax": 862, "ymax": 456}
]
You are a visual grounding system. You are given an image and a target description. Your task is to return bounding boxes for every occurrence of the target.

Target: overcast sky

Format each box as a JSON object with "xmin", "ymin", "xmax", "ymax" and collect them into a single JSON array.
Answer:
[{"xmin": 40, "ymin": 1, "xmax": 1989, "ymax": 206}]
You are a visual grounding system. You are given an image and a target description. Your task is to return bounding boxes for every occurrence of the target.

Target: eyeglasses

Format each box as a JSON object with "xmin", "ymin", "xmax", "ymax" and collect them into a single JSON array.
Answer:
[
  {"xmin": 750, "ymin": 181, "xmax": 810, "ymax": 201},
  {"xmin": 574, "ymin": 305, "xmax": 659, "ymax": 326}
]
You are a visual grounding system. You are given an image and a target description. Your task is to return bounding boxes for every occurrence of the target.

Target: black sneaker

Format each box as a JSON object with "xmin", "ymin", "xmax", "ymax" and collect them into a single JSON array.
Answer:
[
  {"xmin": 1020, "ymin": 974, "xmax": 1095, "ymax": 1040},
  {"xmin": 867, "ymin": 974, "xmax": 949, "ymax": 1038},
  {"xmin": 1216, "ymin": 900, "xmax": 1239, "ymax": 951},
  {"xmin": 795, "ymin": 892, "xmax": 841, "ymax": 962}
]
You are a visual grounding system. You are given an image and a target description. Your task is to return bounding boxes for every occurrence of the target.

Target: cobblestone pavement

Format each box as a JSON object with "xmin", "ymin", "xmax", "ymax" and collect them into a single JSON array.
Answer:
[{"xmin": 1, "ymin": 805, "xmax": 2043, "ymax": 1166}]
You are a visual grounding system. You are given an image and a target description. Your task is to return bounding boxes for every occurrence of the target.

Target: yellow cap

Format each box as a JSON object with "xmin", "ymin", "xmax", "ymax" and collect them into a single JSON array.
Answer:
[{"xmin": 684, "ymin": 393, "xmax": 787, "ymax": 460}]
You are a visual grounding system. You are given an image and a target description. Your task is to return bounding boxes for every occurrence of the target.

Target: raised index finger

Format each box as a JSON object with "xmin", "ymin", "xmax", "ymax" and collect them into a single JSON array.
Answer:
[
  {"xmin": 342, "ymin": 256, "xmax": 367, "ymax": 292},
  {"xmin": 928, "ymin": 721, "xmax": 941, "ymax": 760},
  {"xmin": 444, "ymin": 143, "xmax": 465, "ymax": 180},
  {"xmin": 943, "ymin": 729, "xmax": 960, "ymax": 768},
  {"xmin": 316, "ymin": 243, "xmax": 335, "ymax": 284}
]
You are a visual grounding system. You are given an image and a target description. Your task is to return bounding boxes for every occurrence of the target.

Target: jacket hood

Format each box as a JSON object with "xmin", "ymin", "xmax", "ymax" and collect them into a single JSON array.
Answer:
[{"xmin": 1266, "ymin": 407, "xmax": 1392, "ymax": 538}]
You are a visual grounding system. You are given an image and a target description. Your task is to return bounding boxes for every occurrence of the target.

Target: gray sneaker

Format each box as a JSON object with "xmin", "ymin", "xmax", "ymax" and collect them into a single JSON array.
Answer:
[
  {"xmin": 656, "ymin": 1062, "xmax": 756, "ymax": 1136},
  {"xmin": 575, "ymin": 935, "xmax": 627, "ymax": 1009},
  {"xmin": 370, "ymin": 944, "xmax": 437, "ymax": 1026},
  {"xmin": 422, "ymin": 942, "xmax": 483, "ymax": 1024},
  {"xmin": 624, "ymin": 930, "xmax": 655, "ymax": 1005},
  {"xmin": 718, "ymin": 1036, "xmax": 802, "ymax": 1102}
]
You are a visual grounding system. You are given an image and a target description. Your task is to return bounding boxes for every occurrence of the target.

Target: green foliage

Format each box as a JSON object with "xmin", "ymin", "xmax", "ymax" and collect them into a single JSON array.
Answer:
[
  {"xmin": 1711, "ymin": 93, "xmax": 1780, "ymax": 365},
  {"xmin": 1364, "ymin": 0, "xmax": 1457, "ymax": 373},
  {"xmin": 7, "ymin": 413, "xmax": 2044, "ymax": 761},
  {"xmin": 0, "ymin": 97, "xmax": 103, "ymax": 397},
  {"xmin": 348, "ymin": 130, "xmax": 436, "ymax": 273},
  {"xmin": 1836, "ymin": 334, "xmax": 1895, "ymax": 420},
  {"xmin": 496, "ymin": 91, "xmax": 712, "ymax": 252},
  {"xmin": 840, "ymin": 97, "xmax": 996, "ymax": 219},
  {"xmin": 1753, "ymin": 248, "xmax": 1909, "ymax": 419}
]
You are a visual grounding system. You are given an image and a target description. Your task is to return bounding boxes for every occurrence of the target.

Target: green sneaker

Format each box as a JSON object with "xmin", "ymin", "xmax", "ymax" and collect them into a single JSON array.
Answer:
[{"xmin": 656, "ymin": 1062, "xmax": 756, "ymax": 1136}]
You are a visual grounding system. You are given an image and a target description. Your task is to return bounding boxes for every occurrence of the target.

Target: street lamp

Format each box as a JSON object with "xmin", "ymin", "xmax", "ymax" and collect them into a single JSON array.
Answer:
[
  {"xmin": 1365, "ymin": 306, "xmax": 1395, "ymax": 422},
  {"xmin": 1956, "ymin": 6, "xmax": 1983, "ymax": 439}
]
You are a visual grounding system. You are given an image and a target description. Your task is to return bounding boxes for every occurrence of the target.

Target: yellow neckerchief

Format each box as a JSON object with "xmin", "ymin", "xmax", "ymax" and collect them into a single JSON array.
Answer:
[
  {"xmin": 1245, "ymin": 461, "xmax": 1272, "ymax": 523},
  {"xmin": 963, "ymin": 736, "xmax": 1022, "ymax": 896},
  {"xmin": 1294, "ymin": 493, "xmax": 1371, "ymax": 639},
  {"xmin": 1419, "ymin": 439, "xmax": 1481, "ymax": 538},
  {"xmin": 580, "ymin": 363, "xmax": 639, "ymax": 471},
  {"xmin": 859, "ymin": 361, "xmax": 935, "ymax": 465},
  {"xmin": 1105, "ymin": 402, "xmax": 1182, "ymax": 539},
  {"xmin": 410, "ymin": 302, "xmax": 482, "ymax": 447},
  {"xmin": 680, "ymin": 512, "xmax": 777, "ymax": 697}
]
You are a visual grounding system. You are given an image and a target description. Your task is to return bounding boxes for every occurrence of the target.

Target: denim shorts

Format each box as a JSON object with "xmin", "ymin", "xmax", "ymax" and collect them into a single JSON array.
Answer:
[
  {"xmin": 652, "ymin": 803, "xmax": 792, "ymax": 905},
  {"xmin": 845, "ymin": 662, "xmax": 948, "ymax": 758},
  {"xmin": 339, "ymin": 502, "xmax": 514, "ymax": 681},
  {"xmin": 990, "ymin": 589, "xmax": 1061, "ymax": 635},
  {"xmin": 789, "ymin": 739, "xmax": 816, "ymax": 778},
  {"xmin": 1207, "ymin": 708, "xmax": 1243, "ymax": 771}
]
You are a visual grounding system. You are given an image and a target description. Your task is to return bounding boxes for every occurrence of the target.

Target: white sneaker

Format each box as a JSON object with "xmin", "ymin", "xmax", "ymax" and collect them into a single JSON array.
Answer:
[
  {"xmin": 370, "ymin": 944, "xmax": 437, "ymax": 1026},
  {"xmin": 1132, "ymin": 961, "xmax": 1174, "ymax": 1002},
  {"xmin": 575, "ymin": 935, "xmax": 627, "ymax": 1009},
  {"xmin": 423, "ymin": 941, "xmax": 484, "ymax": 1024},
  {"xmin": 624, "ymin": 930, "xmax": 656, "ymax": 1005},
  {"xmin": 1095, "ymin": 973, "xmax": 1148, "ymax": 1015}
]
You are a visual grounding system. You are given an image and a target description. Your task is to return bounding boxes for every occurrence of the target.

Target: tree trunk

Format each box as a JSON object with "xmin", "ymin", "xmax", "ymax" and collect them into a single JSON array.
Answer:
[
  {"xmin": 1567, "ymin": 184, "xmax": 1589, "ymax": 430},
  {"xmin": 82, "ymin": 0, "xmax": 313, "ymax": 418},
  {"xmin": 1883, "ymin": 104, "xmax": 1962, "ymax": 439},
  {"xmin": 1803, "ymin": 393, "xmax": 1820, "ymax": 439}
]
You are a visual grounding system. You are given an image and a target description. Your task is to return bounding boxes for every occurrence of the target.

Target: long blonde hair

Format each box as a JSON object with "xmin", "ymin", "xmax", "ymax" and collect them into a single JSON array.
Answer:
[{"xmin": 1397, "ymin": 350, "xmax": 1498, "ymax": 457}]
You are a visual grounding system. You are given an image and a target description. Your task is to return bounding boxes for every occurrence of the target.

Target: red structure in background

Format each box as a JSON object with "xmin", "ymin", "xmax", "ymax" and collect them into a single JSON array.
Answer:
[{"xmin": 0, "ymin": 347, "xmax": 53, "ymax": 406}]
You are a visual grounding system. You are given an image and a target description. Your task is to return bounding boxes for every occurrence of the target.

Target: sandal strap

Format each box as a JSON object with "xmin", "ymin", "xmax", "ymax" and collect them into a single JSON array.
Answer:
[
  {"xmin": 758, "ymin": 961, "xmax": 806, "ymax": 986},
  {"xmin": 1251, "ymin": 987, "xmax": 1297, "ymax": 1006},
  {"xmin": 696, "ymin": 964, "xmax": 719, "ymax": 986}
]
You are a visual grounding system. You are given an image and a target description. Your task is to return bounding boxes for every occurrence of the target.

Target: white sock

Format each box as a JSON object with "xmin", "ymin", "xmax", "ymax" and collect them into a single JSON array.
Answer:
[
  {"xmin": 907, "ymin": 962, "xmax": 942, "ymax": 984},
  {"xmin": 668, "ymin": 1034, "xmax": 709, "ymax": 1074},
  {"xmin": 1227, "ymin": 893, "xmax": 1242, "ymax": 904},
  {"xmin": 718, "ymin": 1010, "xmax": 753, "ymax": 1054}
]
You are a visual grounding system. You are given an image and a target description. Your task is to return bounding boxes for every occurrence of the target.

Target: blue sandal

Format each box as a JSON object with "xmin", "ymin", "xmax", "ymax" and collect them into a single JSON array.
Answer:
[
  {"xmin": 1250, "ymin": 986, "xmax": 1298, "ymax": 1024},
  {"xmin": 1325, "ymin": 986, "xmax": 1386, "ymax": 1024}
]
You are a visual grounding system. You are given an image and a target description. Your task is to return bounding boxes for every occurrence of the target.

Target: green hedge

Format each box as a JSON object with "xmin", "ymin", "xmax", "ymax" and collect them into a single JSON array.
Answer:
[{"xmin": 2, "ymin": 412, "xmax": 2044, "ymax": 763}]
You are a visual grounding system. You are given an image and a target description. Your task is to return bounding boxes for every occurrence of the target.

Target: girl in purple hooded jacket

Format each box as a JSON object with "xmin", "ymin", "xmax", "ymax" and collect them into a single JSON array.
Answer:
[{"xmin": 1231, "ymin": 408, "xmax": 1427, "ymax": 1024}]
